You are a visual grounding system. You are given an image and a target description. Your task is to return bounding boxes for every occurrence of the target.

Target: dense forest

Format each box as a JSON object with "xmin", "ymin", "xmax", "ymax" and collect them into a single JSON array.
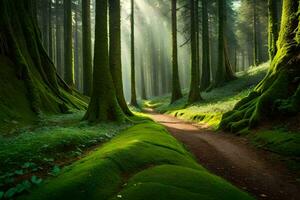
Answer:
[{"xmin": 0, "ymin": 0, "xmax": 299, "ymax": 199}]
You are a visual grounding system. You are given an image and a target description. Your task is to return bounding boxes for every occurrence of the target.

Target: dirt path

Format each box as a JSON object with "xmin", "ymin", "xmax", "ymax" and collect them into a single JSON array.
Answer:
[{"xmin": 147, "ymin": 110, "xmax": 300, "ymax": 200}]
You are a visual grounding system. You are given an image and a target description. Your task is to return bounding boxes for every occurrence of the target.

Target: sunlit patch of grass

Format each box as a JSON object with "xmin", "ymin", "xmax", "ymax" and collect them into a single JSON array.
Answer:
[
  {"xmin": 143, "ymin": 63, "xmax": 269, "ymax": 128},
  {"xmin": 20, "ymin": 122, "xmax": 253, "ymax": 200}
]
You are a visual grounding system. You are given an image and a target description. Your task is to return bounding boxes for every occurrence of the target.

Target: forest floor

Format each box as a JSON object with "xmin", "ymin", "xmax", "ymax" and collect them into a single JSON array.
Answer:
[{"xmin": 145, "ymin": 108, "xmax": 300, "ymax": 200}]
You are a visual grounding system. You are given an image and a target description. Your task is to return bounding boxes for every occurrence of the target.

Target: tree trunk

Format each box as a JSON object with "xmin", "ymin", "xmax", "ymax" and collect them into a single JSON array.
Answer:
[
  {"xmin": 48, "ymin": 0, "xmax": 53, "ymax": 59},
  {"xmin": 220, "ymin": 0, "xmax": 300, "ymax": 133},
  {"xmin": 109, "ymin": 0, "xmax": 133, "ymax": 115},
  {"xmin": 268, "ymin": 0, "xmax": 279, "ymax": 60},
  {"xmin": 56, "ymin": 0, "xmax": 63, "ymax": 77},
  {"xmin": 188, "ymin": 0, "xmax": 202, "ymax": 104},
  {"xmin": 64, "ymin": 0, "xmax": 74, "ymax": 86},
  {"xmin": 82, "ymin": 0, "xmax": 93, "ymax": 96},
  {"xmin": 170, "ymin": 0, "xmax": 183, "ymax": 103},
  {"xmin": 200, "ymin": 0, "xmax": 211, "ymax": 91},
  {"xmin": 253, "ymin": 0, "xmax": 259, "ymax": 66},
  {"xmin": 84, "ymin": 0, "xmax": 124, "ymax": 122},
  {"xmin": 212, "ymin": 0, "xmax": 235, "ymax": 88},
  {"xmin": 130, "ymin": 0, "xmax": 138, "ymax": 106},
  {"xmin": 0, "ymin": 0, "xmax": 86, "ymax": 123}
]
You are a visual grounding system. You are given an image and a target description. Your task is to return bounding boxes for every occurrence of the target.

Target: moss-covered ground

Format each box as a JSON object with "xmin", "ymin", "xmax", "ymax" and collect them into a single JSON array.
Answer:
[
  {"xmin": 143, "ymin": 63, "xmax": 300, "ymax": 168},
  {"xmin": 17, "ymin": 121, "xmax": 253, "ymax": 200}
]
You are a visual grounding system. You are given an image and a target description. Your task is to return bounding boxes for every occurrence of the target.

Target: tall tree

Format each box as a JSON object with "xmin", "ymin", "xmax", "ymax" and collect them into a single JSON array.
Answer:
[
  {"xmin": 220, "ymin": 0, "xmax": 300, "ymax": 132},
  {"xmin": 0, "ymin": 0, "xmax": 86, "ymax": 123},
  {"xmin": 200, "ymin": 0, "xmax": 211, "ymax": 91},
  {"xmin": 64, "ymin": 0, "xmax": 74, "ymax": 86},
  {"xmin": 109, "ymin": 0, "xmax": 133, "ymax": 115},
  {"xmin": 268, "ymin": 0, "xmax": 279, "ymax": 60},
  {"xmin": 188, "ymin": 0, "xmax": 202, "ymax": 104},
  {"xmin": 84, "ymin": 0, "xmax": 124, "ymax": 122},
  {"xmin": 213, "ymin": 0, "xmax": 235, "ymax": 88},
  {"xmin": 253, "ymin": 0, "xmax": 259, "ymax": 66},
  {"xmin": 82, "ymin": 0, "xmax": 93, "ymax": 96},
  {"xmin": 130, "ymin": 0, "xmax": 138, "ymax": 106},
  {"xmin": 56, "ymin": 0, "xmax": 63, "ymax": 76},
  {"xmin": 171, "ymin": 0, "xmax": 183, "ymax": 104},
  {"xmin": 48, "ymin": 0, "xmax": 53, "ymax": 59}
]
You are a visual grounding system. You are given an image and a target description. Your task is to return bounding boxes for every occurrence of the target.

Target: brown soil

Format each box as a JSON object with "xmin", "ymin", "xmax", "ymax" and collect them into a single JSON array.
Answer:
[{"xmin": 146, "ymin": 109, "xmax": 300, "ymax": 200}]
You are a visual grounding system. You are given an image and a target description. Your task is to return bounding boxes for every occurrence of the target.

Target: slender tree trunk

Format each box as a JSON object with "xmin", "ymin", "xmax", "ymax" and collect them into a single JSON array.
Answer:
[
  {"xmin": 170, "ymin": 0, "xmax": 183, "ymax": 103},
  {"xmin": 188, "ymin": 0, "xmax": 202, "ymax": 104},
  {"xmin": 200, "ymin": 0, "xmax": 211, "ymax": 91},
  {"xmin": 56, "ymin": 0, "xmax": 63, "ymax": 76},
  {"xmin": 42, "ymin": 0, "xmax": 49, "ymax": 52},
  {"xmin": 268, "ymin": 0, "xmax": 279, "ymax": 60},
  {"xmin": 212, "ymin": 0, "xmax": 235, "ymax": 88},
  {"xmin": 48, "ymin": 0, "xmax": 53, "ymax": 59},
  {"xmin": 64, "ymin": 0, "xmax": 74, "ymax": 86},
  {"xmin": 74, "ymin": 3, "xmax": 80, "ymax": 90},
  {"xmin": 109, "ymin": 0, "xmax": 133, "ymax": 115},
  {"xmin": 130, "ymin": 0, "xmax": 138, "ymax": 106},
  {"xmin": 84, "ymin": 0, "xmax": 124, "ymax": 122},
  {"xmin": 140, "ymin": 55, "xmax": 147, "ymax": 100},
  {"xmin": 82, "ymin": 0, "xmax": 93, "ymax": 96},
  {"xmin": 253, "ymin": 0, "xmax": 259, "ymax": 66}
]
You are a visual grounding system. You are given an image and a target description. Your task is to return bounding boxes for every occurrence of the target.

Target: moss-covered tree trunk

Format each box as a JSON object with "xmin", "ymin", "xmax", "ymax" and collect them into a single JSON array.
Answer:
[
  {"xmin": 48, "ymin": 0, "xmax": 53, "ymax": 60},
  {"xmin": 268, "ymin": 0, "xmax": 279, "ymax": 60},
  {"xmin": 188, "ymin": 0, "xmax": 202, "ymax": 104},
  {"xmin": 64, "ymin": 0, "xmax": 74, "ymax": 86},
  {"xmin": 200, "ymin": 0, "xmax": 211, "ymax": 91},
  {"xmin": 83, "ymin": 0, "xmax": 124, "ymax": 122},
  {"xmin": 109, "ymin": 0, "xmax": 133, "ymax": 116},
  {"xmin": 82, "ymin": 0, "xmax": 93, "ymax": 96},
  {"xmin": 130, "ymin": 0, "xmax": 138, "ymax": 107},
  {"xmin": 220, "ymin": 0, "xmax": 300, "ymax": 133},
  {"xmin": 212, "ymin": 0, "xmax": 235, "ymax": 88},
  {"xmin": 171, "ymin": 0, "xmax": 183, "ymax": 104},
  {"xmin": 0, "ymin": 0, "xmax": 86, "ymax": 122},
  {"xmin": 253, "ymin": 0, "xmax": 259, "ymax": 66}
]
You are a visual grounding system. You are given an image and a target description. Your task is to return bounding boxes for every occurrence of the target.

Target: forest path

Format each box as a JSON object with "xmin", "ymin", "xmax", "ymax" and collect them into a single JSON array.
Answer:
[{"xmin": 145, "ymin": 109, "xmax": 300, "ymax": 200}]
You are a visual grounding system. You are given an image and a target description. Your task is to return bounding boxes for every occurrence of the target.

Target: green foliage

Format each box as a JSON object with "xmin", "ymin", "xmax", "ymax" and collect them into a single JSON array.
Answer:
[
  {"xmin": 250, "ymin": 129, "xmax": 300, "ymax": 157},
  {"xmin": 19, "ymin": 122, "xmax": 253, "ymax": 200},
  {"xmin": 144, "ymin": 63, "xmax": 268, "ymax": 129}
]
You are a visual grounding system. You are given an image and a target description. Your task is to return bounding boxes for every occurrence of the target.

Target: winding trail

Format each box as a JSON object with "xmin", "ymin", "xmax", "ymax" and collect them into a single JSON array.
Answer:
[{"xmin": 146, "ymin": 109, "xmax": 300, "ymax": 200}]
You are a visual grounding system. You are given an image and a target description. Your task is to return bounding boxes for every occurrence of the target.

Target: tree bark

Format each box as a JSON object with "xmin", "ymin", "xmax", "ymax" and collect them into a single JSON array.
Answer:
[
  {"xmin": 109, "ymin": 0, "xmax": 133, "ymax": 115},
  {"xmin": 171, "ymin": 0, "xmax": 183, "ymax": 104},
  {"xmin": 200, "ymin": 0, "xmax": 211, "ymax": 91},
  {"xmin": 82, "ymin": 0, "xmax": 93, "ymax": 96},
  {"xmin": 84, "ymin": 0, "xmax": 124, "ymax": 122},
  {"xmin": 268, "ymin": 0, "xmax": 279, "ymax": 60},
  {"xmin": 130, "ymin": 0, "xmax": 138, "ymax": 106},
  {"xmin": 188, "ymin": 0, "xmax": 202, "ymax": 104},
  {"xmin": 64, "ymin": 0, "xmax": 74, "ymax": 86},
  {"xmin": 0, "ymin": 0, "xmax": 86, "ymax": 122}
]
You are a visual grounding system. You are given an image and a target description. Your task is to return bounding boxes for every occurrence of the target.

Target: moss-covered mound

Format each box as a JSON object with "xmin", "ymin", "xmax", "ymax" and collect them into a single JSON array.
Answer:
[{"xmin": 20, "ymin": 122, "xmax": 253, "ymax": 200}]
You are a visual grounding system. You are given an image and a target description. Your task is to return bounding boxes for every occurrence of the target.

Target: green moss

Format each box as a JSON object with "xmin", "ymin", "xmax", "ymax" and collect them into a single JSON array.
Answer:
[
  {"xmin": 19, "ymin": 122, "xmax": 253, "ymax": 200},
  {"xmin": 112, "ymin": 165, "xmax": 253, "ymax": 200},
  {"xmin": 250, "ymin": 129, "xmax": 300, "ymax": 157}
]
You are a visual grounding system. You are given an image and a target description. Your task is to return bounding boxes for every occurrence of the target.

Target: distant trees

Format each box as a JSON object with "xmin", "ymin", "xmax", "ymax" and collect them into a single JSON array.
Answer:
[{"xmin": 212, "ymin": 0, "xmax": 235, "ymax": 88}]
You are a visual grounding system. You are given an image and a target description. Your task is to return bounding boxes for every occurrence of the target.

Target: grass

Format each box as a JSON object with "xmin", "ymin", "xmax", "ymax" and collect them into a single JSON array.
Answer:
[
  {"xmin": 19, "ymin": 122, "xmax": 253, "ymax": 200},
  {"xmin": 143, "ymin": 63, "xmax": 269, "ymax": 129},
  {"xmin": 0, "ymin": 111, "xmax": 132, "ymax": 199}
]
